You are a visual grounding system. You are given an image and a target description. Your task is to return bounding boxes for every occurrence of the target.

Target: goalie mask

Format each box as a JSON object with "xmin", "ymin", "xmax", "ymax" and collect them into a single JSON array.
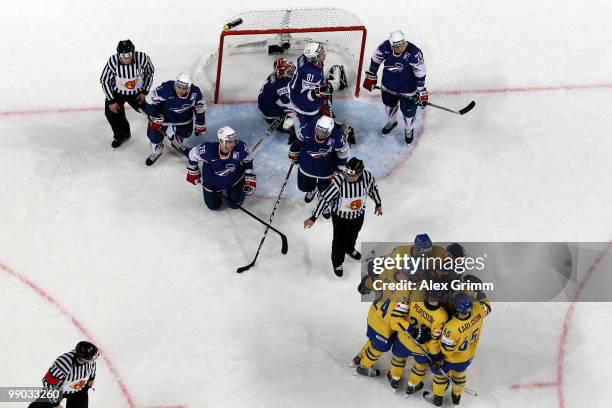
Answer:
[{"xmin": 273, "ymin": 58, "xmax": 295, "ymax": 79}]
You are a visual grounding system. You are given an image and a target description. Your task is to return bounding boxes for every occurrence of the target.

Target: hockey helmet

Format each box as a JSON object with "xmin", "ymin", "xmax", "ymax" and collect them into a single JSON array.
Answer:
[
  {"xmin": 314, "ymin": 115, "xmax": 335, "ymax": 139},
  {"xmin": 447, "ymin": 242, "xmax": 465, "ymax": 258},
  {"xmin": 218, "ymin": 126, "xmax": 238, "ymax": 143},
  {"xmin": 273, "ymin": 58, "xmax": 295, "ymax": 79},
  {"xmin": 116, "ymin": 39, "xmax": 135, "ymax": 54},
  {"xmin": 75, "ymin": 341, "xmax": 98, "ymax": 361},
  {"xmin": 175, "ymin": 72, "xmax": 193, "ymax": 89},
  {"xmin": 345, "ymin": 157, "xmax": 364, "ymax": 176},
  {"xmin": 454, "ymin": 293, "xmax": 473, "ymax": 315},
  {"xmin": 303, "ymin": 42, "xmax": 325, "ymax": 61},
  {"xmin": 413, "ymin": 234, "xmax": 433, "ymax": 255},
  {"xmin": 389, "ymin": 30, "xmax": 407, "ymax": 48}
]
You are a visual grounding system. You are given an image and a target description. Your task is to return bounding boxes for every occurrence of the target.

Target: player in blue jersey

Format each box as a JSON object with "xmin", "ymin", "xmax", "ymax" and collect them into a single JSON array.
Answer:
[
  {"xmin": 185, "ymin": 126, "xmax": 255, "ymax": 211},
  {"xmin": 288, "ymin": 42, "xmax": 330, "ymax": 138},
  {"xmin": 143, "ymin": 72, "xmax": 206, "ymax": 166},
  {"xmin": 258, "ymin": 58, "xmax": 296, "ymax": 141},
  {"xmin": 362, "ymin": 30, "xmax": 428, "ymax": 144},
  {"xmin": 288, "ymin": 115, "xmax": 349, "ymax": 214}
]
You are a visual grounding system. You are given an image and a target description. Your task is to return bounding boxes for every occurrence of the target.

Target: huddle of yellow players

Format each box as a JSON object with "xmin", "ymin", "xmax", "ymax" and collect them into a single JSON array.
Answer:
[{"xmin": 354, "ymin": 234, "xmax": 491, "ymax": 407}]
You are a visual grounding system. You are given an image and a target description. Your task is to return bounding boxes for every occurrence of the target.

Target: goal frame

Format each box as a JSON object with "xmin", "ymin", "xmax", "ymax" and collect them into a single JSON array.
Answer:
[{"xmin": 213, "ymin": 25, "xmax": 367, "ymax": 104}]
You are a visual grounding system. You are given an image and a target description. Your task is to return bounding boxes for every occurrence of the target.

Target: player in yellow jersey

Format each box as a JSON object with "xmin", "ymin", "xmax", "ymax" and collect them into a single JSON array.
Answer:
[
  {"xmin": 386, "ymin": 282, "xmax": 449, "ymax": 393},
  {"xmin": 353, "ymin": 234, "xmax": 438, "ymax": 377},
  {"xmin": 425, "ymin": 293, "xmax": 491, "ymax": 407}
]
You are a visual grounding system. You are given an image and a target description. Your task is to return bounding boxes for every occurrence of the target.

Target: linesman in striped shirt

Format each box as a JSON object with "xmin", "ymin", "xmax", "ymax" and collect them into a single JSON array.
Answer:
[
  {"xmin": 304, "ymin": 157, "xmax": 383, "ymax": 277},
  {"xmin": 100, "ymin": 40, "xmax": 154, "ymax": 148},
  {"xmin": 28, "ymin": 341, "xmax": 98, "ymax": 408}
]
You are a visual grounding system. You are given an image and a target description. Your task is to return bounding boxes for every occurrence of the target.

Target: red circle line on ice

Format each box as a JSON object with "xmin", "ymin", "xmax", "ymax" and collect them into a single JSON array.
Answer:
[
  {"xmin": 509, "ymin": 242, "xmax": 612, "ymax": 408},
  {"xmin": 0, "ymin": 260, "xmax": 186, "ymax": 408}
]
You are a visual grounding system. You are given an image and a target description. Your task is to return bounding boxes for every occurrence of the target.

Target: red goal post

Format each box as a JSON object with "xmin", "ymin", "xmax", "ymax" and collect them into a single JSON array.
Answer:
[{"xmin": 212, "ymin": 8, "xmax": 367, "ymax": 104}]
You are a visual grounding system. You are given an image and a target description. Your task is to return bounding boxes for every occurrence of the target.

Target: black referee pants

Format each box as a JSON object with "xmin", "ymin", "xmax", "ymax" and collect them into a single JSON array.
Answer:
[
  {"xmin": 331, "ymin": 213, "xmax": 364, "ymax": 267},
  {"xmin": 28, "ymin": 389, "xmax": 88, "ymax": 408},
  {"xmin": 104, "ymin": 93, "xmax": 142, "ymax": 143}
]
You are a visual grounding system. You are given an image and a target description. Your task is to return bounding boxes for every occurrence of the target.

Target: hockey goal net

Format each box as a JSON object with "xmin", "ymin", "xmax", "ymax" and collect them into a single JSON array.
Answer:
[{"xmin": 195, "ymin": 8, "xmax": 367, "ymax": 104}]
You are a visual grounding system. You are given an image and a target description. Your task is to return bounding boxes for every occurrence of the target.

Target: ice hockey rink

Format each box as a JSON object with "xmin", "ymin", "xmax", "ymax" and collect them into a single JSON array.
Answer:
[{"xmin": 1, "ymin": 0, "xmax": 612, "ymax": 407}]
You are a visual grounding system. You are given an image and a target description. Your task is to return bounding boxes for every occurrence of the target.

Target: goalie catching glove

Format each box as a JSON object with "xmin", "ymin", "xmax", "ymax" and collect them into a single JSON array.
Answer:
[
  {"xmin": 186, "ymin": 164, "xmax": 201, "ymax": 185},
  {"xmin": 243, "ymin": 173, "xmax": 257, "ymax": 195},
  {"xmin": 362, "ymin": 71, "xmax": 377, "ymax": 92},
  {"xmin": 148, "ymin": 115, "xmax": 164, "ymax": 131}
]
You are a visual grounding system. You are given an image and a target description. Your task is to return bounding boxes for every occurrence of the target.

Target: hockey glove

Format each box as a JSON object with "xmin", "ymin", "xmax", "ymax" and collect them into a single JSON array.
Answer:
[
  {"xmin": 288, "ymin": 150, "xmax": 300, "ymax": 163},
  {"xmin": 243, "ymin": 174, "xmax": 257, "ymax": 195},
  {"xmin": 408, "ymin": 325, "xmax": 432, "ymax": 344},
  {"xmin": 417, "ymin": 88, "xmax": 429, "ymax": 107},
  {"xmin": 429, "ymin": 353, "xmax": 445, "ymax": 372},
  {"xmin": 194, "ymin": 124, "xmax": 206, "ymax": 136},
  {"xmin": 357, "ymin": 275, "xmax": 371, "ymax": 295},
  {"xmin": 149, "ymin": 115, "xmax": 164, "ymax": 131},
  {"xmin": 186, "ymin": 165, "xmax": 201, "ymax": 185},
  {"xmin": 362, "ymin": 71, "xmax": 377, "ymax": 92}
]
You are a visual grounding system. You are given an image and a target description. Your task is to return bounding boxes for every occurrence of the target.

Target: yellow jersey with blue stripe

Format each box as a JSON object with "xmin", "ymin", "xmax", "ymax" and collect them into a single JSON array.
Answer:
[{"xmin": 440, "ymin": 300, "xmax": 491, "ymax": 363}]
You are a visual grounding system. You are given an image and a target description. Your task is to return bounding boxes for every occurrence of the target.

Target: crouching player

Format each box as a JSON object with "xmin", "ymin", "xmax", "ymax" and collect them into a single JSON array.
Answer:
[
  {"xmin": 426, "ymin": 293, "xmax": 491, "ymax": 407},
  {"xmin": 186, "ymin": 126, "xmax": 255, "ymax": 211}
]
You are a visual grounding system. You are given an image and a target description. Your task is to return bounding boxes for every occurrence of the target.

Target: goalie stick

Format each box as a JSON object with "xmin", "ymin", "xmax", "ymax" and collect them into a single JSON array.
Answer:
[
  {"xmin": 236, "ymin": 162, "xmax": 294, "ymax": 273},
  {"xmin": 374, "ymin": 86, "xmax": 476, "ymax": 116}
]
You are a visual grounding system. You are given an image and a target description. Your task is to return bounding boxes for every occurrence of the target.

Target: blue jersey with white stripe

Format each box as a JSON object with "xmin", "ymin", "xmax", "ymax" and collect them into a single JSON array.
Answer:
[
  {"xmin": 288, "ymin": 54, "xmax": 325, "ymax": 115},
  {"xmin": 188, "ymin": 141, "xmax": 253, "ymax": 191},
  {"xmin": 369, "ymin": 41, "xmax": 426, "ymax": 94},
  {"xmin": 292, "ymin": 121, "xmax": 349, "ymax": 178},
  {"xmin": 144, "ymin": 80, "xmax": 206, "ymax": 126},
  {"xmin": 258, "ymin": 73, "xmax": 291, "ymax": 118}
]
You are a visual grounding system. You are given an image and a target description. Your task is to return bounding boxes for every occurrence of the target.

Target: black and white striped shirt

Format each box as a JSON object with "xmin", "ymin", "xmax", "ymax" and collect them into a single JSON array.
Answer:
[
  {"xmin": 312, "ymin": 170, "xmax": 382, "ymax": 220},
  {"xmin": 42, "ymin": 350, "xmax": 97, "ymax": 403},
  {"xmin": 100, "ymin": 51, "xmax": 154, "ymax": 101}
]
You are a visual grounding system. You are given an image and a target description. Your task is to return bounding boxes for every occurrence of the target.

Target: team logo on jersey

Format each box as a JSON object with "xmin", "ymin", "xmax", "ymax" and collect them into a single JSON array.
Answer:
[
  {"xmin": 215, "ymin": 164, "xmax": 236, "ymax": 176},
  {"xmin": 71, "ymin": 380, "xmax": 87, "ymax": 391},
  {"xmin": 170, "ymin": 104, "xmax": 193, "ymax": 113},
  {"xmin": 386, "ymin": 63, "xmax": 404, "ymax": 73},
  {"xmin": 346, "ymin": 198, "xmax": 363, "ymax": 210},
  {"xmin": 307, "ymin": 147, "xmax": 332, "ymax": 159},
  {"xmin": 124, "ymin": 80, "xmax": 136, "ymax": 89},
  {"xmin": 232, "ymin": 151, "xmax": 239, "ymax": 160}
]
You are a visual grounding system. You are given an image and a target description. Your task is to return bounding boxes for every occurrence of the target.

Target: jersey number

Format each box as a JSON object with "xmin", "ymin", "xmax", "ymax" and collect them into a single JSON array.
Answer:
[
  {"xmin": 458, "ymin": 329, "xmax": 480, "ymax": 352},
  {"xmin": 374, "ymin": 296, "xmax": 391, "ymax": 318}
]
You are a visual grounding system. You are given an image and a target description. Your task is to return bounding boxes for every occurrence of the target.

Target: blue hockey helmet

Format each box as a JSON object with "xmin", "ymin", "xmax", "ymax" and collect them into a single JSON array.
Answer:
[
  {"xmin": 454, "ymin": 293, "xmax": 473, "ymax": 315},
  {"xmin": 413, "ymin": 234, "xmax": 433, "ymax": 255}
]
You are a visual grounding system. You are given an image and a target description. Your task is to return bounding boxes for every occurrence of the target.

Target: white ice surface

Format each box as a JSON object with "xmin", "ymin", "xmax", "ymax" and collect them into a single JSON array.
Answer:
[{"xmin": 1, "ymin": 1, "xmax": 611, "ymax": 407}]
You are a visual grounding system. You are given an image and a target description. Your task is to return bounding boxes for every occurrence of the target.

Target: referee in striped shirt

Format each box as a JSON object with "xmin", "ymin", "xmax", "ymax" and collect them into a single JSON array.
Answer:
[
  {"xmin": 304, "ymin": 157, "xmax": 383, "ymax": 277},
  {"xmin": 100, "ymin": 39, "xmax": 154, "ymax": 148},
  {"xmin": 28, "ymin": 341, "xmax": 98, "ymax": 408}
]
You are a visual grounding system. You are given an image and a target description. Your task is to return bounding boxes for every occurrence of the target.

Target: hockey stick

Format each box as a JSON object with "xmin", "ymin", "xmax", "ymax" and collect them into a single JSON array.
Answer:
[
  {"xmin": 374, "ymin": 86, "xmax": 476, "ymax": 116},
  {"xmin": 236, "ymin": 162, "xmax": 294, "ymax": 273},
  {"xmin": 398, "ymin": 323, "xmax": 478, "ymax": 397},
  {"xmin": 217, "ymin": 192, "xmax": 289, "ymax": 259},
  {"xmin": 247, "ymin": 115, "xmax": 286, "ymax": 157}
]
